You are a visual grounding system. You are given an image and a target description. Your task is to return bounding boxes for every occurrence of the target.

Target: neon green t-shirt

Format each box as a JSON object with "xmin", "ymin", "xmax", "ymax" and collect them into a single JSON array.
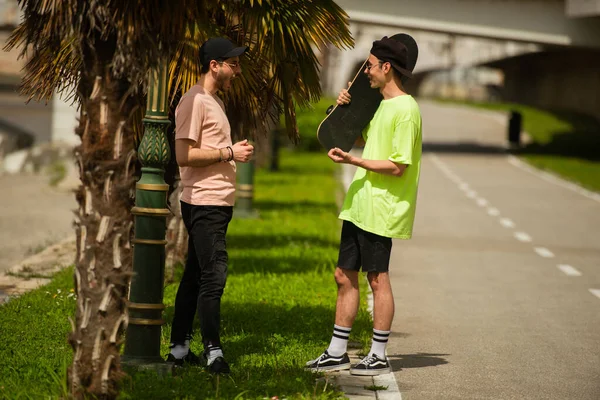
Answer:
[{"xmin": 339, "ymin": 95, "xmax": 422, "ymax": 239}]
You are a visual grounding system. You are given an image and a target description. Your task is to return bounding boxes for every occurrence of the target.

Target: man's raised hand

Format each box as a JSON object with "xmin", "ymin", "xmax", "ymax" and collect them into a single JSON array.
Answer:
[
  {"xmin": 327, "ymin": 147, "xmax": 353, "ymax": 164},
  {"xmin": 231, "ymin": 139, "xmax": 254, "ymax": 163},
  {"xmin": 336, "ymin": 81, "xmax": 352, "ymax": 105}
]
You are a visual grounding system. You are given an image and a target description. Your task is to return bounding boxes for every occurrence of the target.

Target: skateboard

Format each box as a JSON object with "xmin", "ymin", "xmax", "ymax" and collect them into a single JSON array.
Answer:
[{"xmin": 316, "ymin": 33, "xmax": 418, "ymax": 152}]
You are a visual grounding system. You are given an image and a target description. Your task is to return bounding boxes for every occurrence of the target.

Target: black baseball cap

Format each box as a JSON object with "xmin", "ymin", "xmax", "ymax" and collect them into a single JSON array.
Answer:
[
  {"xmin": 370, "ymin": 36, "xmax": 413, "ymax": 79},
  {"xmin": 199, "ymin": 37, "xmax": 248, "ymax": 66}
]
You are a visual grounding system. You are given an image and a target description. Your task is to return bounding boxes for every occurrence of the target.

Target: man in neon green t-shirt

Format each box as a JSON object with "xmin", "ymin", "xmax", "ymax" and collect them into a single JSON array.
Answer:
[{"xmin": 306, "ymin": 36, "xmax": 422, "ymax": 376}]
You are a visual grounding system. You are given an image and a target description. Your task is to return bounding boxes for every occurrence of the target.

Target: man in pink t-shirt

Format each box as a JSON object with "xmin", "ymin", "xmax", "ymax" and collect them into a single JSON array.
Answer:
[{"xmin": 166, "ymin": 37, "xmax": 254, "ymax": 374}]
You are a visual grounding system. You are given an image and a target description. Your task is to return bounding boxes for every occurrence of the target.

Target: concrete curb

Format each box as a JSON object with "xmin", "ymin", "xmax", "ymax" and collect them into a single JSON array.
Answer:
[
  {"xmin": 327, "ymin": 349, "xmax": 383, "ymax": 399},
  {"xmin": 0, "ymin": 236, "xmax": 76, "ymax": 303}
]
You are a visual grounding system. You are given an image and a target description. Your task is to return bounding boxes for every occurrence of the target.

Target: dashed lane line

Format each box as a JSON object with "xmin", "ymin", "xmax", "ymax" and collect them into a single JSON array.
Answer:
[
  {"xmin": 534, "ymin": 247, "xmax": 555, "ymax": 258},
  {"xmin": 514, "ymin": 232, "xmax": 532, "ymax": 243},
  {"xmin": 500, "ymin": 218, "xmax": 516, "ymax": 228},
  {"xmin": 487, "ymin": 207, "xmax": 500, "ymax": 216},
  {"xmin": 557, "ymin": 265, "xmax": 582, "ymax": 277},
  {"xmin": 589, "ymin": 289, "xmax": 600, "ymax": 300}
]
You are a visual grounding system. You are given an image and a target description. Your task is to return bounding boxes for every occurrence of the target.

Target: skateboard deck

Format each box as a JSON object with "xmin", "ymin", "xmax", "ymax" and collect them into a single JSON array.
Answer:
[{"xmin": 316, "ymin": 33, "xmax": 418, "ymax": 152}]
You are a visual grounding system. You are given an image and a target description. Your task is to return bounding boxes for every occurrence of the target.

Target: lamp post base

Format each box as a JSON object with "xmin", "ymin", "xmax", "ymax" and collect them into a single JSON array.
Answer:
[{"xmin": 121, "ymin": 357, "xmax": 173, "ymax": 378}]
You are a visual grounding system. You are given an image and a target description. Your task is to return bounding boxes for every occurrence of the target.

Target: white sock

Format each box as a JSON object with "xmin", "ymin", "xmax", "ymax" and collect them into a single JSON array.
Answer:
[
  {"xmin": 206, "ymin": 346, "xmax": 224, "ymax": 365},
  {"xmin": 170, "ymin": 339, "xmax": 190, "ymax": 359},
  {"xmin": 327, "ymin": 325, "xmax": 351, "ymax": 356},
  {"xmin": 368, "ymin": 329, "xmax": 390, "ymax": 358}
]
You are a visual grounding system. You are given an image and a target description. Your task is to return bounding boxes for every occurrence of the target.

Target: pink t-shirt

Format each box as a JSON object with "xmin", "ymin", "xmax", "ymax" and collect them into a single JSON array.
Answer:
[{"xmin": 175, "ymin": 84, "xmax": 236, "ymax": 206}]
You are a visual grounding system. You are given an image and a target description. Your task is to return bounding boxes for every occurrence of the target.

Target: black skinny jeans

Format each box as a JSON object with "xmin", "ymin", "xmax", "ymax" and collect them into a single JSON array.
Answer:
[{"xmin": 170, "ymin": 202, "xmax": 233, "ymax": 348}]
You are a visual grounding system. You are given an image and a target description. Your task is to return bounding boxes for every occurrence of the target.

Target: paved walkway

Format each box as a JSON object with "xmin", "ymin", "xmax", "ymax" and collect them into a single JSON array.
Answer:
[
  {"xmin": 335, "ymin": 100, "xmax": 600, "ymax": 399},
  {"xmin": 0, "ymin": 169, "xmax": 77, "ymax": 301}
]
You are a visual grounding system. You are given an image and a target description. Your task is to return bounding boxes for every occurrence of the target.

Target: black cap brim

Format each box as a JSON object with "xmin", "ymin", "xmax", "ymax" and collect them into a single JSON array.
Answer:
[{"xmin": 222, "ymin": 46, "xmax": 248, "ymax": 59}]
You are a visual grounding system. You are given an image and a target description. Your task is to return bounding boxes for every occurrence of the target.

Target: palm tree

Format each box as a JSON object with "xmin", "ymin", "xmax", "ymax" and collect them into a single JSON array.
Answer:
[{"xmin": 5, "ymin": 1, "xmax": 353, "ymax": 398}]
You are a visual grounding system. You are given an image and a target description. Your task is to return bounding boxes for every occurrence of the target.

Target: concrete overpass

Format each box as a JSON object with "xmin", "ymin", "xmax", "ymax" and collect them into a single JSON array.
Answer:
[
  {"xmin": 321, "ymin": 0, "xmax": 600, "ymax": 119},
  {"xmin": 339, "ymin": 0, "xmax": 600, "ymax": 48}
]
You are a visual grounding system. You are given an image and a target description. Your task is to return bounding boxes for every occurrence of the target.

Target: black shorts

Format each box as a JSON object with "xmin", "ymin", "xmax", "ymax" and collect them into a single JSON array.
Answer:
[{"xmin": 337, "ymin": 221, "xmax": 392, "ymax": 273}]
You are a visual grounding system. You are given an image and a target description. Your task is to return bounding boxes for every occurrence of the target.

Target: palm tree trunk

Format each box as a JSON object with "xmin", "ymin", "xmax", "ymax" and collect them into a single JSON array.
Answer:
[{"xmin": 68, "ymin": 38, "xmax": 138, "ymax": 399}]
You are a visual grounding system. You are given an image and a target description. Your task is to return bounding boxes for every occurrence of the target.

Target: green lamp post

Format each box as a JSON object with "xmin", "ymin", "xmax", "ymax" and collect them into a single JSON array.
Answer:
[
  {"xmin": 234, "ymin": 145, "xmax": 259, "ymax": 219},
  {"xmin": 122, "ymin": 64, "xmax": 171, "ymax": 371}
]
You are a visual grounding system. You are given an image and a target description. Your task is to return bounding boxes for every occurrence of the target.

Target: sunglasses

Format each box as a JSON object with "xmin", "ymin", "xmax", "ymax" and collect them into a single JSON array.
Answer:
[
  {"xmin": 365, "ymin": 61, "xmax": 386, "ymax": 72},
  {"xmin": 219, "ymin": 61, "xmax": 240, "ymax": 69}
]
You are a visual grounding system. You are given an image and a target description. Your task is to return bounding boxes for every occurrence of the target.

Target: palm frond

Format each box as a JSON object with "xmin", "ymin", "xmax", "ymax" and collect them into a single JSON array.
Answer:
[
  {"xmin": 166, "ymin": 0, "xmax": 353, "ymax": 141},
  {"xmin": 233, "ymin": 0, "xmax": 354, "ymax": 139},
  {"xmin": 5, "ymin": 0, "xmax": 218, "ymax": 102},
  {"xmin": 7, "ymin": 0, "xmax": 352, "ymax": 142}
]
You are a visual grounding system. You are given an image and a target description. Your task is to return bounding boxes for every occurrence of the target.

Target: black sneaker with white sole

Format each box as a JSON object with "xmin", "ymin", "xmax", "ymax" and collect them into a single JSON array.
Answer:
[
  {"xmin": 206, "ymin": 355, "xmax": 231, "ymax": 374},
  {"xmin": 203, "ymin": 346, "xmax": 231, "ymax": 374},
  {"xmin": 350, "ymin": 354, "xmax": 391, "ymax": 376},
  {"xmin": 165, "ymin": 349, "xmax": 202, "ymax": 367},
  {"xmin": 305, "ymin": 350, "xmax": 351, "ymax": 372}
]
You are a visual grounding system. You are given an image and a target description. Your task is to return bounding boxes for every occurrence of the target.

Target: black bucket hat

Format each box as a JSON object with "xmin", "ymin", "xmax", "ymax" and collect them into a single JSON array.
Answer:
[{"xmin": 370, "ymin": 36, "xmax": 413, "ymax": 79}]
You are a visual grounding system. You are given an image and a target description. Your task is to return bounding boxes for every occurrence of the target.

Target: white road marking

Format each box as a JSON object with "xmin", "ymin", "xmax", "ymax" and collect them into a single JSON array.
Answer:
[
  {"xmin": 557, "ymin": 264, "xmax": 582, "ymax": 277},
  {"xmin": 590, "ymin": 289, "xmax": 600, "ymax": 300},
  {"xmin": 534, "ymin": 247, "xmax": 555, "ymax": 258},
  {"xmin": 500, "ymin": 218, "xmax": 516, "ymax": 228},
  {"xmin": 431, "ymin": 154, "xmax": 463, "ymax": 185},
  {"xmin": 514, "ymin": 232, "xmax": 532, "ymax": 242},
  {"xmin": 476, "ymin": 198, "xmax": 488, "ymax": 207},
  {"xmin": 443, "ymin": 169, "xmax": 456, "ymax": 179},
  {"xmin": 445, "ymin": 171, "xmax": 460, "ymax": 180},
  {"xmin": 507, "ymin": 155, "xmax": 600, "ymax": 204},
  {"xmin": 374, "ymin": 374, "xmax": 403, "ymax": 400},
  {"xmin": 487, "ymin": 207, "xmax": 500, "ymax": 216},
  {"xmin": 466, "ymin": 190, "xmax": 477, "ymax": 199}
]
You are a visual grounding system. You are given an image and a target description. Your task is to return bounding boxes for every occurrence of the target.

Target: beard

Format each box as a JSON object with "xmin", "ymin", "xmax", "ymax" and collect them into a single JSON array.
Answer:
[
  {"xmin": 369, "ymin": 76, "xmax": 380, "ymax": 88},
  {"xmin": 216, "ymin": 70, "xmax": 233, "ymax": 92}
]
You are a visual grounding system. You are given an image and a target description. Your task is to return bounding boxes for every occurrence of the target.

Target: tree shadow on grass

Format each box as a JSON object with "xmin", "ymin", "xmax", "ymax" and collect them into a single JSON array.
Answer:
[
  {"xmin": 162, "ymin": 302, "xmax": 346, "ymax": 344},
  {"xmin": 158, "ymin": 280, "xmax": 375, "ymax": 398},
  {"xmin": 252, "ymin": 199, "xmax": 339, "ymax": 215},
  {"xmin": 513, "ymin": 108, "xmax": 600, "ymax": 161},
  {"xmin": 515, "ymin": 130, "xmax": 600, "ymax": 162},
  {"xmin": 227, "ymin": 232, "xmax": 338, "ymax": 252},
  {"xmin": 123, "ymin": 359, "xmax": 336, "ymax": 399},
  {"xmin": 163, "ymin": 301, "xmax": 373, "ymax": 362},
  {"xmin": 227, "ymin": 252, "xmax": 336, "ymax": 275}
]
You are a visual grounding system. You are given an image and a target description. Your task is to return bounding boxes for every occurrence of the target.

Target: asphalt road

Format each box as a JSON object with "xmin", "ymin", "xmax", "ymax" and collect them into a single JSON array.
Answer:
[{"xmin": 386, "ymin": 101, "xmax": 600, "ymax": 399}]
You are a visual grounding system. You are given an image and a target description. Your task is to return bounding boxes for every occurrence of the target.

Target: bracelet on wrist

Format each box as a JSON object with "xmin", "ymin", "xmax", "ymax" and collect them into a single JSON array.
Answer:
[
  {"xmin": 227, "ymin": 146, "xmax": 234, "ymax": 162},
  {"xmin": 218, "ymin": 148, "xmax": 223, "ymax": 162}
]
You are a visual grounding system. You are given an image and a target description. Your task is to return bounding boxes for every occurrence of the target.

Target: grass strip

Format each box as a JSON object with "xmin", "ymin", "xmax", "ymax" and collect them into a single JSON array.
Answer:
[
  {"xmin": 437, "ymin": 99, "xmax": 600, "ymax": 192},
  {"xmin": 0, "ymin": 150, "xmax": 372, "ymax": 399}
]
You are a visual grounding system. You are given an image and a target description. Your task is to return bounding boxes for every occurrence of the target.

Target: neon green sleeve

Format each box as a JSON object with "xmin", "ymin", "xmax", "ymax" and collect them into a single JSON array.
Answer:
[{"xmin": 388, "ymin": 120, "xmax": 417, "ymax": 165}]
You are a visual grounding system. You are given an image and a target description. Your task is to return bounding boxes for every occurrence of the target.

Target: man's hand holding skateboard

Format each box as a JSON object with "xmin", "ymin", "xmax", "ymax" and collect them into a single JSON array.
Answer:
[{"xmin": 336, "ymin": 81, "xmax": 352, "ymax": 106}]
